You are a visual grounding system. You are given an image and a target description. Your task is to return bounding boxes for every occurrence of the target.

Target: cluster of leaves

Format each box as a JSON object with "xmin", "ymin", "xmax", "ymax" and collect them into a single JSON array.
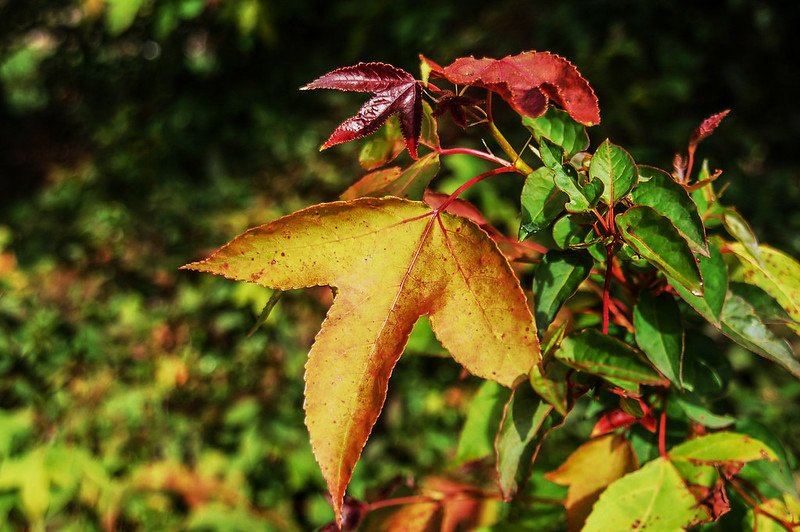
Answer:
[{"xmin": 187, "ymin": 51, "xmax": 800, "ymax": 530}]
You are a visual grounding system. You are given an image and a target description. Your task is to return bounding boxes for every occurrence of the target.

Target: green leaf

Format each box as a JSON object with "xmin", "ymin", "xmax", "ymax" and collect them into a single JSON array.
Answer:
[
  {"xmin": 532, "ymin": 250, "xmax": 593, "ymax": 335},
  {"xmin": 583, "ymin": 457, "xmax": 704, "ymax": 531},
  {"xmin": 553, "ymin": 164, "xmax": 604, "ymax": 214},
  {"xmin": 456, "ymin": 381, "xmax": 511, "ymax": 464},
  {"xmin": 538, "ymin": 138, "xmax": 603, "ymax": 213},
  {"xmin": 669, "ymin": 242, "xmax": 727, "ymax": 325},
  {"xmin": 670, "ymin": 432, "xmax": 778, "ymax": 464},
  {"xmin": 616, "ymin": 205, "xmax": 703, "ymax": 296},
  {"xmin": 555, "ymin": 329, "xmax": 668, "ymax": 392},
  {"xmin": 520, "ymin": 167, "xmax": 567, "ymax": 237},
  {"xmin": 494, "ymin": 382, "xmax": 556, "ymax": 500},
  {"xmin": 105, "ymin": 0, "xmax": 145, "ymax": 36},
  {"xmin": 720, "ymin": 292, "xmax": 800, "ymax": 377},
  {"xmin": 530, "ymin": 361, "xmax": 570, "ymax": 416},
  {"xmin": 735, "ymin": 419, "xmax": 798, "ymax": 496},
  {"xmin": 358, "ymin": 115, "xmax": 405, "ymax": 170},
  {"xmin": 724, "ymin": 208, "xmax": 762, "ymax": 264},
  {"xmin": 674, "ymin": 394, "xmax": 735, "ymax": 429},
  {"xmin": 729, "ymin": 282, "xmax": 794, "ymax": 325},
  {"xmin": 551, "ymin": 215, "xmax": 595, "ymax": 250},
  {"xmin": 523, "ymin": 107, "xmax": 589, "ymax": 157},
  {"xmin": 631, "ymin": 166, "xmax": 709, "ymax": 256},
  {"xmin": 633, "ymin": 291, "xmax": 684, "ymax": 386},
  {"xmin": 728, "ymin": 242, "xmax": 800, "ymax": 327},
  {"xmin": 589, "ymin": 139, "xmax": 637, "ymax": 205}
]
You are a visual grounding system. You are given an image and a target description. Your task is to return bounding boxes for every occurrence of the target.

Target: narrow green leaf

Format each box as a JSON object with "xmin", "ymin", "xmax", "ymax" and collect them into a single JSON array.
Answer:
[
  {"xmin": 724, "ymin": 208, "xmax": 762, "ymax": 264},
  {"xmin": 633, "ymin": 291, "xmax": 684, "ymax": 386},
  {"xmin": 530, "ymin": 361, "xmax": 570, "ymax": 417},
  {"xmin": 632, "ymin": 166, "xmax": 709, "ymax": 256},
  {"xmin": 420, "ymin": 101, "xmax": 440, "ymax": 148},
  {"xmin": 583, "ymin": 457, "xmax": 704, "ymax": 531},
  {"xmin": 495, "ymin": 382, "xmax": 556, "ymax": 500},
  {"xmin": 670, "ymin": 432, "xmax": 778, "ymax": 464},
  {"xmin": 551, "ymin": 215, "xmax": 595, "ymax": 250},
  {"xmin": 537, "ymin": 137, "xmax": 565, "ymax": 170},
  {"xmin": 555, "ymin": 329, "xmax": 668, "ymax": 392},
  {"xmin": 532, "ymin": 250, "xmax": 593, "ymax": 335},
  {"xmin": 589, "ymin": 139, "xmax": 637, "ymax": 205},
  {"xmin": 247, "ymin": 290, "xmax": 283, "ymax": 337},
  {"xmin": 669, "ymin": 242, "xmax": 727, "ymax": 325},
  {"xmin": 520, "ymin": 167, "xmax": 567, "ymax": 237},
  {"xmin": 616, "ymin": 205, "xmax": 703, "ymax": 296},
  {"xmin": 456, "ymin": 381, "xmax": 511, "ymax": 464},
  {"xmin": 728, "ymin": 242, "xmax": 800, "ymax": 327},
  {"xmin": 720, "ymin": 292, "xmax": 800, "ymax": 377},
  {"xmin": 674, "ymin": 394, "xmax": 735, "ymax": 429},
  {"xmin": 523, "ymin": 107, "xmax": 589, "ymax": 158}
]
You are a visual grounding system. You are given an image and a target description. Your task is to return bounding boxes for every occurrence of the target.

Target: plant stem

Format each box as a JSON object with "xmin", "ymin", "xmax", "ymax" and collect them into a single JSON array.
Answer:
[
  {"xmin": 602, "ymin": 245, "xmax": 613, "ymax": 334},
  {"xmin": 728, "ymin": 478, "xmax": 799, "ymax": 531},
  {"xmin": 658, "ymin": 399, "xmax": 668, "ymax": 459},
  {"xmin": 487, "ymin": 121, "xmax": 534, "ymax": 174}
]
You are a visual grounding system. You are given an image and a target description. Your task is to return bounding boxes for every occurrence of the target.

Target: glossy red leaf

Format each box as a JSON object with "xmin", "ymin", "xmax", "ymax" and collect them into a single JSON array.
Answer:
[
  {"xmin": 690, "ymin": 109, "xmax": 730, "ymax": 148},
  {"xmin": 302, "ymin": 62, "xmax": 422, "ymax": 157},
  {"xmin": 421, "ymin": 52, "xmax": 600, "ymax": 126}
]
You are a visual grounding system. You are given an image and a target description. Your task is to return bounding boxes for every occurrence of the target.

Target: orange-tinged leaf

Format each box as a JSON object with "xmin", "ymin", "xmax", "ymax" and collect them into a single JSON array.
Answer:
[
  {"xmin": 183, "ymin": 197, "xmax": 540, "ymax": 524},
  {"xmin": 545, "ymin": 434, "xmax": 638, "ymax": 532}
]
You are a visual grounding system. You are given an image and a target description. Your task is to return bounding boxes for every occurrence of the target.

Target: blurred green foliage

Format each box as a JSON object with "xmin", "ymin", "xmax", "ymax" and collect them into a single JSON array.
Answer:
[{"xmin": 1, "ymin": 0, "xmax": 798, "ymax": 529}]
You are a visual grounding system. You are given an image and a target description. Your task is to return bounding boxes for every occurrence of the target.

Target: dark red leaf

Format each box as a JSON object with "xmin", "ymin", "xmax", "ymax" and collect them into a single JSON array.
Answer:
[
  {"xmin": 690, "ymin": 110, "xmax": 730, "ymax": 148},
  {"xmin": 421, "ymin": 52, "xmax": 600, "ymax": 126},
  {"xmin": 432, "ymin": 91, "xmax": 482, "ymax": 128},
  {"xmin": 302, "ymin": 62, "xmax": 422, "ymax": 158}
]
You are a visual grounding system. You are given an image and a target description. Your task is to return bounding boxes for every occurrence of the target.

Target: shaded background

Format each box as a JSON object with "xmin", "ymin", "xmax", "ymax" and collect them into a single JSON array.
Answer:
[{"xmin": 1, "ymin": 0, "xmax": 798, "ymax": 529}]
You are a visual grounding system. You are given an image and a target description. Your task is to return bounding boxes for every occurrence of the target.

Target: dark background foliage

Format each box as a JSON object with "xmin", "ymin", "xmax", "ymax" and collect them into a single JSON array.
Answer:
[{"xmin": 0, "ymin": 0, "xmax": 798, "ymax": 529}]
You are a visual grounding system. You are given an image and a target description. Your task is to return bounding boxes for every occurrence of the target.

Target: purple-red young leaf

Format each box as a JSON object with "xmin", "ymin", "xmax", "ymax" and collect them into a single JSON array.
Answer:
[
  {"xmin": 302, "ymin": 62, "xmax": 422, "ymax": 157},
  {"xmin": 421, "ymin": 52, "xmax": 600, "ymax": 126},
  {"xmin": 690, "ymin": 110, "xmax": 730, "ymax": 148}
]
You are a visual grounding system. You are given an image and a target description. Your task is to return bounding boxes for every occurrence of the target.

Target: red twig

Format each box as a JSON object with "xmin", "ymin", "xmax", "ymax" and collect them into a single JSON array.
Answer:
[
  {"xmin": 658, "ymin": 398, "xmax": 668, "ymax": 459},
  {"xmin": 436, "ymin": 147, "xmax": 524, "ymax": 174},
  {"xmin": 435, "ymin": 166, "xmax": 519, "ymax": 212},
  {"xmin": 602, "ymin": 245, "xmax": 613, "ymax": 334}
]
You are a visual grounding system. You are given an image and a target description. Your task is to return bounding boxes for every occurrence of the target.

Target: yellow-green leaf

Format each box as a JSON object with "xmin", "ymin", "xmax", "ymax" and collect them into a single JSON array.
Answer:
[
  {"xmin": 728, "ymin": 242, "xmax": 800, "ymax": 327},
  {"xmin": 183, "ymin": 196, "xmax": 540, "ymax": 523},
  {"xmin": 670, "ymin": 431, "xmax": 778, "ymax": 464},
  {"xmin": 583, "ymin": 457, "xmax": 705, "ymax": 531},
  {"xmin": 545, "ymin": 434, "xmax": 638, "ymax": 532}
]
